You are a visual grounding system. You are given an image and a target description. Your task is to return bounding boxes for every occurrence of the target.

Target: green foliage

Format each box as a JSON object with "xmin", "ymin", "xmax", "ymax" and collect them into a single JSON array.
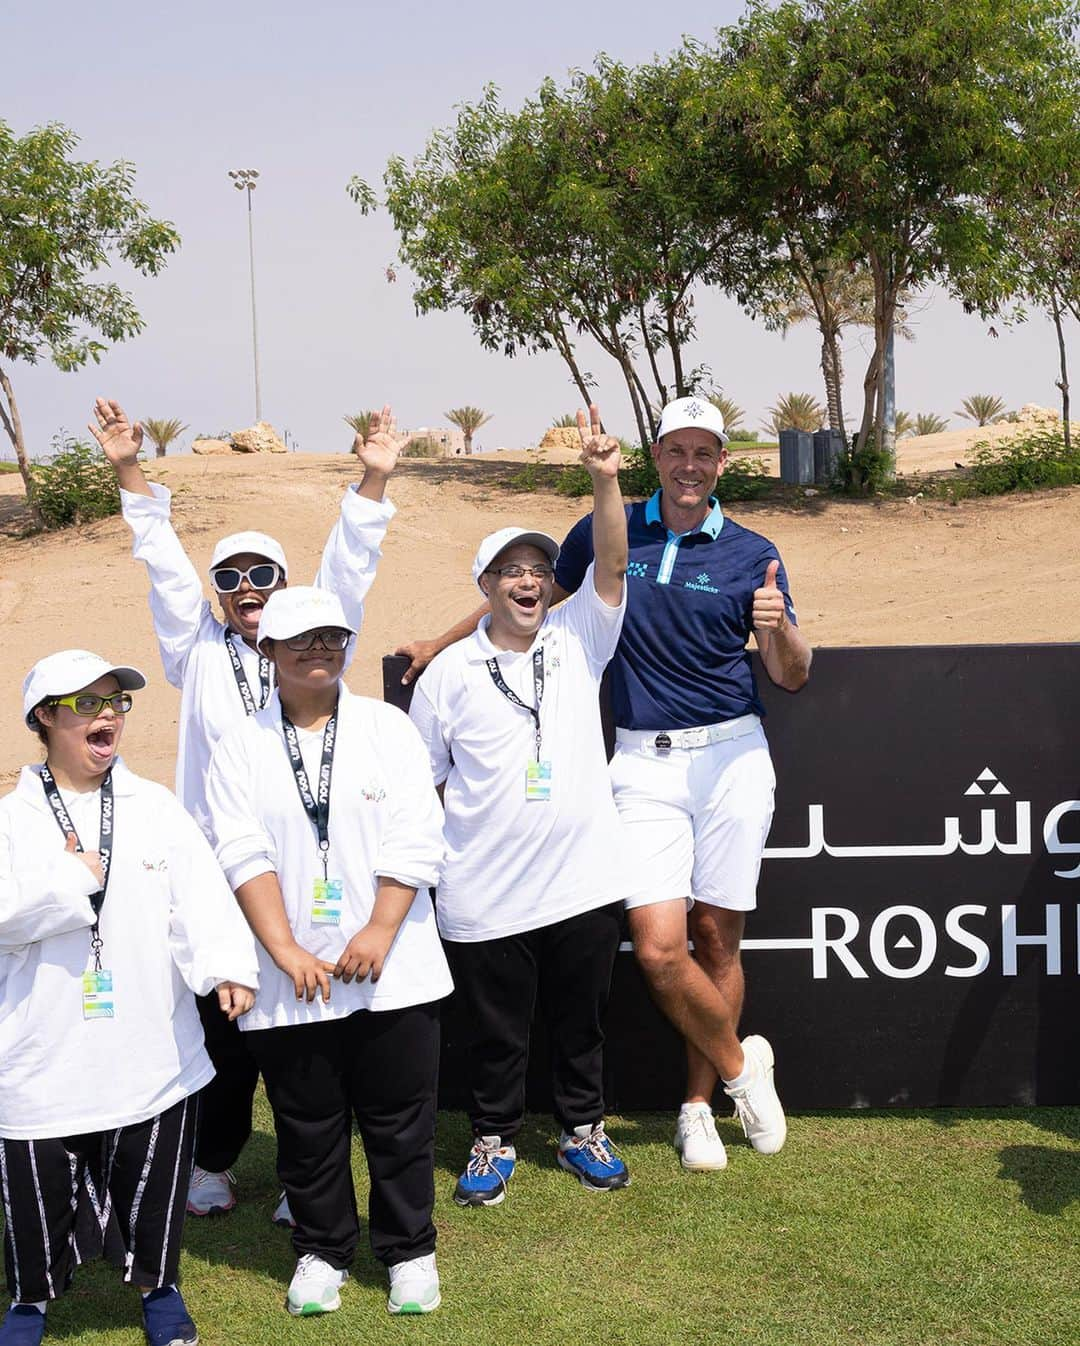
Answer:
[
  {"xmin": 831, "ymin": 441, "xmax": 896, "ymax": 496},
  {"xmin": 402, "ymin": 436, "xmax": 442, "ymax": 458},
  {"xmin": 914, "ymin": 412, "xmax": 951, "ymax": 436},
  {"xmin": 706, "ymin": 392, "xmax": 745, "ymax": 433},
  {"xmin": 894, "ymin": 411, "xmax": 915, "ymax": 438},
  {"xmin": 727, "ymin": 428, "xmax": 760, "ymax": 443},
  {"xmin": 766, "ymin": 393, "xmax": 825, "ymax": 435},
  {"xmin": 550, "ymin": 413, "xmax": 578, "ymax": 428},
  {"xmin": 956, "ymin": 394, "xmax": 1008, "ymax": 425},
  {"xmin": 29, "ymin": 435, "xmax": 121, "ymax": 529},
  {"xmin": 344, "ymin": 411, "xmax": 378, "ymax": 438},
  {"xmin": 445, "ymin": 405, "xmax": 492, "ymax": 454},
  {"xmin": 141, "ymin": 417, "xmax": 187, "ymax": 458},
  {"xmin": 953, "ymin": 430, "xmax": 1080, "ymax": 496}
]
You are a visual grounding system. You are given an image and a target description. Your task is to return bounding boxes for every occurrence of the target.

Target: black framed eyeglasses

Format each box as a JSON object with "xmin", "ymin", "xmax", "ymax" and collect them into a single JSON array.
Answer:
[
  {"xmin": 485, "ymin": 564, "xmax": 555, "ymax": 580},
  {"xmin": 282, "ymin": 628, "xmax": 352, "ymax": 652},
  {"xmin": 211, "ymin": 562, "xmax": 284, "ymax": 593},
  {"xmin": 49, "ymin": 692, "xmax": 134, "ymax": 716}
]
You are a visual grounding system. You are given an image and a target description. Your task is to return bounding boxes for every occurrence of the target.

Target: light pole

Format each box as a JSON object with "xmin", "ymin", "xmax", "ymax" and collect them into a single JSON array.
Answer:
[{"xmin": 228, "ymin": 168, "xmax": 262, "ymax": 423}]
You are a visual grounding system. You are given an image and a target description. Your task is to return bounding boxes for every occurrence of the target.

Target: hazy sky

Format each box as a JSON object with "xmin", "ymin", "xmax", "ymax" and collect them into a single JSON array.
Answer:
[{"xmin": 6, "ymin": 0, "xmax": 1065, "ymax": 458}]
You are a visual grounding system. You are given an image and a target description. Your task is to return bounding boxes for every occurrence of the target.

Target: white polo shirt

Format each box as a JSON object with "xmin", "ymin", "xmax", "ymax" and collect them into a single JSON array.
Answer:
[
  {"xmin": 121, "ymin": 482, "xmax": 394, "ymax": 837},
  {"xmin": 205, "ymin": 687, "xmax": 452, "ymax": 1032},
  {"xmin": 409, "ymin": 563, "xmax": 628, "ymax": 942},
  {"xmin": 0, "ymin": 760, "xmax": 260, "ymax": 1140}
]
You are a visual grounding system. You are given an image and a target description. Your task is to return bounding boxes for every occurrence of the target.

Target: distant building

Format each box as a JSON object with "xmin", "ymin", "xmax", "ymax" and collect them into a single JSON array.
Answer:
[{"xmin": 401, "ymin": 426, "xmax": 466, "ymax": 456}]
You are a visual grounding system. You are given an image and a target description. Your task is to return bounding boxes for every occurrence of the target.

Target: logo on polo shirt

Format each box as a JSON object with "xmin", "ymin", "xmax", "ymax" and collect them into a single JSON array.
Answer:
[
  {"xmin": 684, "ymin": 570, "xmax": 720, "ymax": 594},
  {"xmin": 627, "ymin": 560, "xmax": 649, "ymax": 578},
  {"xmin": 360, "ymin": 784, "xmax": 386, "ymax": 803}
]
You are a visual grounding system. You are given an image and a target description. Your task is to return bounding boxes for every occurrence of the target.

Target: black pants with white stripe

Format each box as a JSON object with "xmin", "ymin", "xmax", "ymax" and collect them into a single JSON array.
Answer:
[
  {"xmin": 247, "ymin": 1002, "xmax": 440, "ymax": 1271},
  {"xmin": 0, "ymin": 1095, "xmax": 198, "ymax": 1303},
  {"xmin": 443, "ymin": 901, "xmax": 623, "ymax": 1142}
]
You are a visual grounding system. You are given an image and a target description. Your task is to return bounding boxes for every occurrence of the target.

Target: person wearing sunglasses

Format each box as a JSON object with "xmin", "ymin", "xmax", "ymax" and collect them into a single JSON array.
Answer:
[
  {"xmin": 407, "ymin": 406, "xmax": 631, "ymax": 1205},
  {"xmin": 90, "ymin": 397, "xmax": 406, "ymax": 1227},
  {"xmin": 204, "ymin": 588, "xmax": 449, "ymax": 1320},
  {"xmin": 0, "ymin": 650, "xmax": 258, "ymax": 1346}
]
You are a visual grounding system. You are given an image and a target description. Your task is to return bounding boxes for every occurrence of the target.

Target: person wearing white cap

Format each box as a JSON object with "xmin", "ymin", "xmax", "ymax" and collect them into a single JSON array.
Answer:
[
  {"xmin": 398, "ymin": 395, "xmax": 812, "ymax": 1173},
  {"xmin": 90, "ymin": 397, "xmax": 407, "ymax": 1225},
  {"xmin": 203, "ymin": 587, "xmax": 450, "ymax": 1319},
  {"xmin": 407, "ymin": 405, "xmax": 631, "ymax": 1205},
  {"xmin": 0, "ymin": 650, "xmax": 259, "ymax": 1346}
]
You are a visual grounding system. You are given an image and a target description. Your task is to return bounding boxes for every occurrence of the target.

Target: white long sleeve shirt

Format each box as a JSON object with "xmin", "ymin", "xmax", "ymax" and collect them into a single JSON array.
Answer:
[
  {"xmin": 120, "ymin": 482, "xmax": 394, "ymax": 836},
  {"xmin": 205, "ymin": 687, "xmax": 451, "ymax": 1032},
  {"xmin": 408, "ymin": 563, "xmax": 630, "ymax": 942},
  {"xmin": 0, "ymin": 760, "xmax": 260, "ymax": 1141}
]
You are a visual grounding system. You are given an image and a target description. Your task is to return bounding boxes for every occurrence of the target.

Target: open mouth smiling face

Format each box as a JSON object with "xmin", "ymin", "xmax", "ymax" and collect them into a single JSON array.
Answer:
[
  {"xmin": 482, "ymin": 543, "xmax": 554, "ymax": 634},
  {"xmin": 37, "ymin": 674, "xmax": 128, "ymax": 780},
  {"xmin": 214, "ymin": 551, "xmax": 287, "ymax": 641}
]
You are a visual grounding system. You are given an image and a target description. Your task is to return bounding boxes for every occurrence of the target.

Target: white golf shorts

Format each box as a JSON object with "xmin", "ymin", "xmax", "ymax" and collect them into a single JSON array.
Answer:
[{"xmin": 610, "ymin": 723, "xmax": 776, "ymax": 912}]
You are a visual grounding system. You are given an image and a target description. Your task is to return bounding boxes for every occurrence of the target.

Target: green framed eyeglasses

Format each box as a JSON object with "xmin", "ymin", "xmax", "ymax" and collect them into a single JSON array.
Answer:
[{"xmin": 49, "ymin": 692, "xmax": 134, "ymax": 716}]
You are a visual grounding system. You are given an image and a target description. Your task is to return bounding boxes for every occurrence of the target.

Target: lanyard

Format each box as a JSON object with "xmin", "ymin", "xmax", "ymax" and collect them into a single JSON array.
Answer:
[
  {"xmin": 281, "ymin": 706, "xmax": 338, "ymax": 879},
  {"xmin": 485, "ymin": 647, "xmax": 545, "ymax": 760},
  {"xmin": 40, "ymin": 764, "xmax": 114, "ymax": 972},
  {"xmin": 224, "ymin": 630, "xmax": 272, "ymax": 714}
]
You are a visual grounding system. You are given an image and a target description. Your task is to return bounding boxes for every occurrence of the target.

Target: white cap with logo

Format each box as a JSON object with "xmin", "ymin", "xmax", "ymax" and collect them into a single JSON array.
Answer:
[
  {"xmin": 22, "ymin": 650, "xmax": 147, "ymax": 728},
  {"xmin": 656, "ymin": 396, "xmax": 730, "ymax": 448},
  {"xmin": 471, "ymin": 526, "xmax": 561, "ymax": 592},
  {"xmin": 256, "ymin": 586, "xmax": 356, "ymax": 648},
  {"xmin": 210, "ymin": 531, "xmax": 289, "ymax": 577}
]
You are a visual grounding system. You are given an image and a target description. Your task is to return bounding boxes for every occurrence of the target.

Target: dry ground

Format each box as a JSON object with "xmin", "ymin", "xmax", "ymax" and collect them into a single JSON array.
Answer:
[{"xmin": 0, "ymin": 448, "xmax": 1075, "ymax": 791}]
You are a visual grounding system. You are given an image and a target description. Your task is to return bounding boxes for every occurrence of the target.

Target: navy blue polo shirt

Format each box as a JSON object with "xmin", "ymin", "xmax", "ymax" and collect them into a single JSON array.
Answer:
[{"xmin": 555, "ymin": 491, "xmax": 797, "ymax": 730}]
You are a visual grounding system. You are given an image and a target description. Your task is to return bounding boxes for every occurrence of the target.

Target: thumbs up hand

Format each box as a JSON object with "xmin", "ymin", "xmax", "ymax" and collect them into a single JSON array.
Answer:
[{"xmin": 752, "ymin": 559, "xmax": 788, "ymax": 632}]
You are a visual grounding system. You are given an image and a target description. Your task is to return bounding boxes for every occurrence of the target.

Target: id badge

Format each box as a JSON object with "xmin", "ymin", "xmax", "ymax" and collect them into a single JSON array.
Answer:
[
  {"xmin": 82, "ymin": 969, "xmax": 115, "ymax": 1020},
  {"xmin": 312, "ymin": 878, "xmax": 344, "ymax": 925},
  {"xmin": 525, "ymin": 759, "xmax": 553, "ymax": 802}
]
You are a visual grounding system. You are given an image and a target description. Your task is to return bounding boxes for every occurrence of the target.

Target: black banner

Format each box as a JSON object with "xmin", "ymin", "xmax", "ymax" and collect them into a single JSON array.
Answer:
[{"xmin": 383, "ymin": 646, "xmax": 1080, "ymax": 1108}]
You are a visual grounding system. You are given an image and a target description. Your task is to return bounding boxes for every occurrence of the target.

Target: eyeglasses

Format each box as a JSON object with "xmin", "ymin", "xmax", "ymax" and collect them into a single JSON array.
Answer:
[
  {"xmin": 211, "ymin": 562, "xmax": 284, "ymax": 593},
  {"xmin": 282, "ymin": 628, "xmax": 352, "ymax": 652},
  {"xmin": 49, "ymin": 692, "xmax": 133, "ymax": 716},
  {"xmin": 485, "ymin": 564, "xmax": 555, "ymax": 580}
]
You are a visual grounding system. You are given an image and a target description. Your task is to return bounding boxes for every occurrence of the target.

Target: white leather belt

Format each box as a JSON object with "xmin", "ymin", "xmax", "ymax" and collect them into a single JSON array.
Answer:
[{"xmin": 615, "ymin": 714, "xmax": 761, "ymax": 755}]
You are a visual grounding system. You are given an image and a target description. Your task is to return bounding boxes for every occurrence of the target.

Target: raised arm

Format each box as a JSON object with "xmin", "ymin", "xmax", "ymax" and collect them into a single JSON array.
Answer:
[
  {"xmin": 90, "ymin": 397, "xmax": 209, "ymax": 687},
  {"xmin": 752, "ymin": 559, "xmax": 812, "ymax": 691},
  {"xmin": 314, "ymin": 404, "xmax": 404, "ymax": 635},
  {"xmin": 576, "ymin": 404, "xmax": 627, "ymax": 607}
]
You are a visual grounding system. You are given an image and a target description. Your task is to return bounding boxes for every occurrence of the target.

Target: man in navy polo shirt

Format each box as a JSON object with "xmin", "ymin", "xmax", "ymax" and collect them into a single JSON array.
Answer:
[{"xmin": 553, "ymin": 396, "xmax": 811, "ymax": 1170}]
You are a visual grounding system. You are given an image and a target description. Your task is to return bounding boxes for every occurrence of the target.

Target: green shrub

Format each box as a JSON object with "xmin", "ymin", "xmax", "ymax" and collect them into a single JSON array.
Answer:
[
  {"xmin": 830, "ymin": 441, "xmax": 895, "ymax": 495},
  {"xmin": 956, "ymin": 430, "xmax": 1080, "ymax": 496},
  {"xmin": 30, "ymin": 436, "xmax": 121, "ymax": 529},
  {"xmin": 727, "ymin": 428, "xmax": 760, "ymax": 443},
  {"xmin": 401, "ymin": 436, "xmax": 442, "ymax": 458}
]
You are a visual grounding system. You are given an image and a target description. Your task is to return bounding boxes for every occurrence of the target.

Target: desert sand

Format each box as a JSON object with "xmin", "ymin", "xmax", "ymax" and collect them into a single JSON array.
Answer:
[{"xmin": 0, "ymin": 439, "xmax": 1074, "ymax": 792}]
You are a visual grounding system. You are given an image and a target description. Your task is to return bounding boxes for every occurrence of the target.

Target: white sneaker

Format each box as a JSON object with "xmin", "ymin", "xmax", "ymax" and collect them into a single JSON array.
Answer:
[
  {"xmin": 387, "ymin": 1253, "xmax": 441, "ymax": 1315},
  {"xmin": 272, "ymin": 1191, "xmax": 296, "ymax": 1228},
  {"xmin": 286, "ymin": 1254, "xmax": 348, "ymax": 1317},
  {"xmin": 674, "ymin": 1103, "xmax": 728, "ymax": 1171},
  {"xmin": 725, "ymin": 1035, "xmax": 787, "ymax": 1154},
  {"xmin": 185, "ymin": 1165, "xmax": 236, "ymax": 1216}
]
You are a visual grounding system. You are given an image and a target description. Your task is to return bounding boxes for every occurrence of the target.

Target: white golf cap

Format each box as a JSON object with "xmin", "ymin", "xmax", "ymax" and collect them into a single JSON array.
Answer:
[
  {"xmin": 656, "ymin": 396, "xmax": 730, "ymax": 448},
  {"xmin": 210, "ymin": 531, "xmax": 288, "ymax": 576},
  {"xmin": 471, "ymin": 527, "xmax": 560, "ymax": 591},
  {"xmin": 23, "ymin": 650, "xmax": 147, "ymax": 728},
  {"xmin": 256, "ymin": 586, "xmax": 356, "ymax": 648}
]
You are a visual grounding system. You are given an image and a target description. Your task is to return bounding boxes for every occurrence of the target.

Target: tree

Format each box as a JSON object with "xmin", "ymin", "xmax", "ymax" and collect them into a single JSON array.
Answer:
[
  {"xmin": 0, "ymin": 122, "xmax": 180, "ymax": 524},
  {"xmin": 445, "ymin": 406, "xmax": 492, "ymax": 455},
  {"xmin": 550, "ymin": 413, "xmax": 578, "ymax": 428},
  {"xmin": 362, "ymin": 53, "xmax": 768, "ymax": 450},
  {"xmin": 765, "ymin": 392, "xmax": 825, "ymax": 435},
  {"xmin": 894, "ymin": 411, "xmax": 915, "ymax": 438},
  {"xmin": 956, "ymin": 395, "xmax": 1007, "ymax": 426},
  {"xmin": 707, "ymin": 0, "xmax": 1080, "ymax": 481},
  {"xmin": 344, "ymin": 411, "xmax": 379, "ymax": 450},
  {"xmin": 705, "ymin": 393, "xmax": 744, "ymax": 434},
  {"xmin": 141, "ymin": 418, "xmax": 188, "ymax": 459},
  {"xmin": 913, "ymin": 413, "xmax": 950, "ymax": 436}
]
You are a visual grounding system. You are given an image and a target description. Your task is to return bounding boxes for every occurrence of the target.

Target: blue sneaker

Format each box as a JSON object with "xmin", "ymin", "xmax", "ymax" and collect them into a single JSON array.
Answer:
[
  {"xmin": 453, "ymin": 1134, "xmax": 516, "ymax": 1207},
  {"xmin": 0, "ymin": 1306, "xmax": 45, "ymax": 1346},
  {"xmin": 557, "ymin": 1122, "xmax": 630, "ymax": 1191},
  {"xmin": 141, "ymin": 1286, "xmax": 198, "ymax": 1346}
]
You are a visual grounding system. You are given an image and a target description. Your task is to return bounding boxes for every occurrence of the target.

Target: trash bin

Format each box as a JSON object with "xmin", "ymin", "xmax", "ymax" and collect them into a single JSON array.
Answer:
[
  {"xmin": 813, "ymin": 428, "xmax": 844, "ymax": 484},
  {"xmin": 779, "ymin": 429, "xmax": 814, "ymax": 484}
]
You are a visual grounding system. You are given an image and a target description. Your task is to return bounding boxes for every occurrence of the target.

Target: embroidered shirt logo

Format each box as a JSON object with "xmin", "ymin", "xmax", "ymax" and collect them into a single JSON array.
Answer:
[
  {"xmin": 684, "ymin": 570, "xmax": 720, "ymax": 594},
  {"xmin": 627, "ymin": 560, "xmax": 649, "ymax": 578},
  {"xmin": 360, "ymin": 784, "xmax": 386, "ymax": 803},
  {"xmin": 141, "ymin": 859, "xmax": 168, "ymax": 872}
]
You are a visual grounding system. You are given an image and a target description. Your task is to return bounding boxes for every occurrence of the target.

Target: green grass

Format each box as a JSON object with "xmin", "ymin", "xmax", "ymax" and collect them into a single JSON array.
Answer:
[{"xmin": 20, "ymin": 1100, "xmax": 1079, "ymax": 1346}]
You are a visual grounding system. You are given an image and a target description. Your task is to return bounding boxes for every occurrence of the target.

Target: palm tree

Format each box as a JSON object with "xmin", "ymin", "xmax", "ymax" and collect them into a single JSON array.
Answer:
[
  {"xmin": 706, "ymin": 393, "xmax": 745, "ymax": 434},
  {"xmin": 914, "ymin": 412, "xmax": 950, "ymax": 436},
  {"xmin": 141, "ymin": 418, "xmax": 188, "ymax": 459},
  {"xmin": 446, "ymin": 406, "xmax": 492, "ymax": 456},
  {"xmin": 344, "ymin": 411, "xmax": 378, "ymax": 450},
  {"xmin": 765, "ymin": 393, "xmax": 826, "ymax": 436},
  {"xmin": 955, "ymin": 395, "xmax": 1007, "ymax": 426},
  {"xmin": 894, "ymin": 410, "xmax": 916, "ymax": 438},
  {"xmin": 550, "ymin": 413, "xmax": 577, "ymax": 429}
]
